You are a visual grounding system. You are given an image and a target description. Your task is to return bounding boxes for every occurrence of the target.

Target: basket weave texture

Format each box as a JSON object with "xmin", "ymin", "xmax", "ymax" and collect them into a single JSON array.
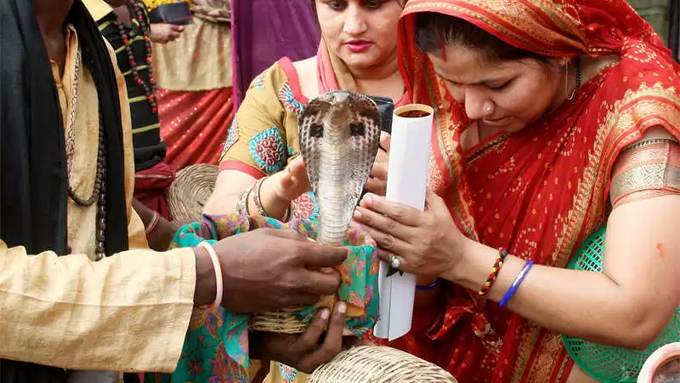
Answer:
[
  {"xmin": 308, "ymin": 346, "xmax": 457, "ymax": 382},
  {"xmin": 166, "ymin": 163, "xmax": 218, "ymax": 221}
]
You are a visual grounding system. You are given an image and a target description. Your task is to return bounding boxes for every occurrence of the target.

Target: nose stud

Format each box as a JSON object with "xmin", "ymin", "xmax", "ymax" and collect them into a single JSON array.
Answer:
[{"xmin": 483, "ymin": 102, "xmax": 494, "ymax": 115}]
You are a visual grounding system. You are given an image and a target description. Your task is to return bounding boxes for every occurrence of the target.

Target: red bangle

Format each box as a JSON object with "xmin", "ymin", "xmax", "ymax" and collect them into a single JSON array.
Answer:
[
  {"xmin": 145, "ymin": 212, "xmax": 160, "ymax": 236},
  {"xmin": 478, "ymin": 248, "xmax": 508, "ymax": 297}
]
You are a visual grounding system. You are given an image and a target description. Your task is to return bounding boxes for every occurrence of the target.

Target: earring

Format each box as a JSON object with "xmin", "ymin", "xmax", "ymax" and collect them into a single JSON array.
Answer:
[{"xmin": 566, "ymin": 57, "xmax": 582, "ymax": 101}]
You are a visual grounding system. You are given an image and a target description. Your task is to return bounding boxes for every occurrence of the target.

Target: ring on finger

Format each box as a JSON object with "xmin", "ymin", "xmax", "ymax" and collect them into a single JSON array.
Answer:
[{"xmin": 389, "ymin": 254, "xmax": 401, "ymax": 269}]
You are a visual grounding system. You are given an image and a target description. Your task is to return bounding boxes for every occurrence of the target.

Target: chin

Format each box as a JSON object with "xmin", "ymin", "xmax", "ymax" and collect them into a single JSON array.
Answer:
[{"xmin": 337, "ymin": 50, "xmax": 381, "ymax": 66}]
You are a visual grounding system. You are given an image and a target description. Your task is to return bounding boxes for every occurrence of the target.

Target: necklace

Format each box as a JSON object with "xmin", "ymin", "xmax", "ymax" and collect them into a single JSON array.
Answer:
[
  {"xmin": 64, "ymin": 48, "xmax": 108, "ymax": 261},
  {"xmin": 117, "ymin": 0, "xmax": 158, "ymax": 113}
]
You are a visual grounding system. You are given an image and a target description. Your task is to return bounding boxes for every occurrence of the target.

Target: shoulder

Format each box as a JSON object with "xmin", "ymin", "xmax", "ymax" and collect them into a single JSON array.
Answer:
[
  {"xmin": 244, "ymin": 57, "xmax": 309, "ymax": 109},
  {"xmin": 81, "ymin": 0, "xmax": 115, "ymax": 23},
  {"xmin": 292, "ymin": 56, "xmax": 318, "ymax": 99}
]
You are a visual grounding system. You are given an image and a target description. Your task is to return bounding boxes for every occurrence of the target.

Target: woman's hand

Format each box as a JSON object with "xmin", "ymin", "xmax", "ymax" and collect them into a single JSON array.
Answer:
[
  {"xmin": 262, "ymin": 156, "xmax": 312, "ymax": 203},
  {"xmin": 364, "ymin": 132, "xmax": 391, "ymax": 196},
  {"xmin": 352, "ymin": 190, "xmax": 468, "ymax": 279},
  {"xmin": 250, "ymin": 301, "xmax": 347, "ymax": 373}
]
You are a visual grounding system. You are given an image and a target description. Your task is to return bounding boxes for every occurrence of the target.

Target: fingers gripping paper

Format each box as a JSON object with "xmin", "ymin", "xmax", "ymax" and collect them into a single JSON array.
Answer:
[{"xmin": 374, "ymin": 104, "xmax": 433, "ymax": 341}]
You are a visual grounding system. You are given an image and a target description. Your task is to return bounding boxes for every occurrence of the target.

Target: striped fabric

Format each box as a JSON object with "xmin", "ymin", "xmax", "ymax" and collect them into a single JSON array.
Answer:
[{"xmin": 96, "ymin": 1, "xmax": 166, "ymax": 171}]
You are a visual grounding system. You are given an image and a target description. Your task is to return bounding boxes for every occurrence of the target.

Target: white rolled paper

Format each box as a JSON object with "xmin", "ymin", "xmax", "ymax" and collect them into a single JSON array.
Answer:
[{"xmin": 374, "ymin": 104, "xmax": 433, "ymax": 341}]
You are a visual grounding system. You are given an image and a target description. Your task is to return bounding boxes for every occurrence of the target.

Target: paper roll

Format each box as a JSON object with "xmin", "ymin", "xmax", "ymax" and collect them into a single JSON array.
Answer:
[{"xmin": 374, "ymin": 104, "xmax": 433, "ymax": 341}]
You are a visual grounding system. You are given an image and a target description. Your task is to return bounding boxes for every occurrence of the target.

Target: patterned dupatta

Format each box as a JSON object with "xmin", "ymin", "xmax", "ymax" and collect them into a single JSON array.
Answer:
[{"xmin": 392, "ymin": 1, "xmax": 680, "ymax": 382}]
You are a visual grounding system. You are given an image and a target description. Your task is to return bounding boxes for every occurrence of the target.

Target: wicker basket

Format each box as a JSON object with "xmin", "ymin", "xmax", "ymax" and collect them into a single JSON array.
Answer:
[
  {"xmin": 166, "ymin": 163, "xmax": 218, "ymax": 221},
  {"xmin": 308, "ymin": 346, "xmax": 457, "ymax": 382}
]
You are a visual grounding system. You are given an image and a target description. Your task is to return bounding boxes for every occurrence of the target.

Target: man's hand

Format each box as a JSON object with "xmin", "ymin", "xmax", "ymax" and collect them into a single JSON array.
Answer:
[
  {"xmin": 147, "ymin": 218, "xmax": 189, "ymax": 251},
  {"xmin": 150, "ymin": 23, "xmax": 184, "ymax": 44},
  {"xmin": 195, "ymin": 229, "xmax": 348, "ymax": 313},
  {"xmin": 250, "ymin": 302, "xmax": 347, "ymax": 373}
]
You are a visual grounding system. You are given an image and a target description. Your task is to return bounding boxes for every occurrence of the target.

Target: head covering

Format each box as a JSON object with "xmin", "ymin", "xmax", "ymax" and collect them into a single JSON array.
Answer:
[
  {"xmin": 387, "ymin": 1, "xmax": 680, "ymax": 382},
  {"xmin": 0, "ymin": 0, "xmax": 129, "ymax": 381}
]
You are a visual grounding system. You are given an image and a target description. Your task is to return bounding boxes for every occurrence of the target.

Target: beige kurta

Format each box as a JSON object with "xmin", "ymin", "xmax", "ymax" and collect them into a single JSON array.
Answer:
[{"xmin": 0, "ymin": 25, "xmax": 195, "ymax": 373}]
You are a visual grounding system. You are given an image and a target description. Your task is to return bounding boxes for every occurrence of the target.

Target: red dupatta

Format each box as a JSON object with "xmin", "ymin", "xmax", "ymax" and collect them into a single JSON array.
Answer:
[{"xmin": 389, "ymin": 1, "xmax": 680, "ymax": 382}]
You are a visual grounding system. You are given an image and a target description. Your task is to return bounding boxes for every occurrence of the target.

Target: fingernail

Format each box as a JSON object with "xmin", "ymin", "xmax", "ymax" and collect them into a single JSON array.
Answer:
[
  {"xmin": 338, "ymin": 302, "xmax": 347, "ymax": 314},
  {"xmin": 363, "ymin": 194, "xmax": 373, "ymax": 205},
  {"xmin": 353, "ymin": 209, "xmax": 362, "ymax": 219},
  {"xmin": 320, "ymin": 308, "xmax": 330, "ymax": 320}
]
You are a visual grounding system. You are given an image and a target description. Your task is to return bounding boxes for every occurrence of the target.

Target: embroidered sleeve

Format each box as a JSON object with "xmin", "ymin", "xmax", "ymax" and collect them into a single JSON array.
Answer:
[
  {"xmin": 219, "ymin": 63, "xmax": 290, "ymax": 178},
  {"xmin": 610, "ymin": 129, "xmax": 680, "ymax": 208}
]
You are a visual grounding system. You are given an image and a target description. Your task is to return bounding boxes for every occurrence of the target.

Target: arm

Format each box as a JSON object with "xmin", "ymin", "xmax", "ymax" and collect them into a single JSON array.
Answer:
[
  {"xmin": 203, "ymin": 64, "xmax": 308, "ymax": 218},
  {"xmin": 355, "ymin": 129, "xmax": 680, "ymax": 350},
  {"xmin": 132, "ymin": 198, "xmax": 185, "ymax": 251},
  {"xmin": 0, "ymin": 241, "xmax": 205, "ymax": 372},
  {"xmin": 448, "ymin": 194, "xmax": 679, "ymax": 349}
]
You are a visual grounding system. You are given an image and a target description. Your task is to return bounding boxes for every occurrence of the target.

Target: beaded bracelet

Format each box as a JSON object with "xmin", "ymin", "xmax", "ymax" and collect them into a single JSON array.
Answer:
[
  {"xmin": 145, "ymin": 211, "xmax": 160, "ymax": 236},
  {"xmin": 416, "ymin": 279, "xmax": 441, "ymax": 291},
  {"xmin": 197, "ymin": 241, "xmax": 223, "ymax": 310},
  {"xmin": 478, "ymin": 248, "xmax": 508, "ymax": 297},
  {"xmin": 499, "ymin": 260, "xmax": 534, "ymax": 307}
]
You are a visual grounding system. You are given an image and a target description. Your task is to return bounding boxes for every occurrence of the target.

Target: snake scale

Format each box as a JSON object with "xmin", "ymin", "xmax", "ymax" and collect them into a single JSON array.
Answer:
[{"xmin": 299, "ymin": 90, "xmax": 382, "ymax": 246}]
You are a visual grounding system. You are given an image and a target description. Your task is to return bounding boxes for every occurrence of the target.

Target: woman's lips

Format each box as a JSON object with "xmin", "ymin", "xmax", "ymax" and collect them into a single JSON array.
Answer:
[
  {"xmin": 481, "ymin": 117, "xmax": 510, "ymax": 127},
  {"xmin": 344, "ymin": 40, "xmax": 372, "ymax": 53}
]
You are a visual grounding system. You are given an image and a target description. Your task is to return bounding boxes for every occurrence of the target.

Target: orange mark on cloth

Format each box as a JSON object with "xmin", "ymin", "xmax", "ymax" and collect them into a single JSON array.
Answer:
[{"xmin": 656, "ymin": 243, "xmax": 665, "ymax": 259}]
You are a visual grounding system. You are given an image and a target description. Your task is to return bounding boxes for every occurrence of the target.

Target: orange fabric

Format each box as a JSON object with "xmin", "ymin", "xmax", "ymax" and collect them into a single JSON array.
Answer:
[{"xmin": 386, "ymin": 1, "xmax": 680, "ymax": 382}]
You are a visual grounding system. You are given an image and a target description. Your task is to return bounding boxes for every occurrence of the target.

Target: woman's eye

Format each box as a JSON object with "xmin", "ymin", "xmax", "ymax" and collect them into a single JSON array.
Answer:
[
  {"xmin": 364, "ymin": 0, "xmax": 383, "ymax": 8},
  {"xmin": 487, "ymin": 81, "xmax": 512, "ymax": 91},
  {"xmin": 327, "ymin": 1, "xmax": 347, "ymax": 10}
]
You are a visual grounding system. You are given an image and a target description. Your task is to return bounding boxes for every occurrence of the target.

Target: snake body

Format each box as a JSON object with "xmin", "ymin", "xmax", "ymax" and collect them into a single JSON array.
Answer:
[{"xmin": 299, "ymin": 90, "xmax": 382, "ymax": 246}]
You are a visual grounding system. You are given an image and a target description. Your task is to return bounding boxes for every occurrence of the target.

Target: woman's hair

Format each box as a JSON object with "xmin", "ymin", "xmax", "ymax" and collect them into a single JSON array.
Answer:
[{"xmin": 414, "ymin": 12, "xmax": 547, "ymax": 63}]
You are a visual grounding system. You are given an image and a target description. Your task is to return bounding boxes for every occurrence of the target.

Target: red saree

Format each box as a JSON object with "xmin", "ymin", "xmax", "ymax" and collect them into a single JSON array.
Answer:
[{"xmin": 388, "ymin": 1, "xmax": 680, "ymax": 382}]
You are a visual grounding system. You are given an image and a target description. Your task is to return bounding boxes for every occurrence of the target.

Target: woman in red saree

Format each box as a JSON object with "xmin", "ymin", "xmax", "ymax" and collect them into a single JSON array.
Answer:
[{"xmin": 354, "ymin": 1, "xmax": 680, "ymax": 382}]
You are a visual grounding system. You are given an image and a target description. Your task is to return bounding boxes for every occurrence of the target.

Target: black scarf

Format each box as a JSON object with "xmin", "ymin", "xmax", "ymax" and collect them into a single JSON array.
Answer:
[{"xmin": 0, "ymin": 0, "xmax": 129, "ymax": 381}]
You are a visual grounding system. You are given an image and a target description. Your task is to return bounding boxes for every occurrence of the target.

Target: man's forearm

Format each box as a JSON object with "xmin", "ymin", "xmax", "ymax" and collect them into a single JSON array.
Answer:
[{"xmin": 0, "ymin": 241, "xmax": 196, "ymax": 372}]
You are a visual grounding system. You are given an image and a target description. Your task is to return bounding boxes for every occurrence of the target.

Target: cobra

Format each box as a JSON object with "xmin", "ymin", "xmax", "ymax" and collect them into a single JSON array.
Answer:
[{"xmin": 299, "ymin": 90, "xmax": 382, "ymax": 246}]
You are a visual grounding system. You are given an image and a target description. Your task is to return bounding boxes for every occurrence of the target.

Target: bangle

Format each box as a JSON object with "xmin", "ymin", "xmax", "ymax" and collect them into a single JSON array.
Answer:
[
  {"xmin": 197, "ymin": 241, "xmax": 223, "ymax": 310},
  {"xmin": 250, "ymin": 177, "xmax": 270, "ymax": 217},
  {"xmin": 416, "ymin": 279, "xmax": 441, "ymax": 291},
  {"xmin": 478, "ymin": 248, "xmax": 509, "ymax": 297},
  {"xmin": 499, "ymin": 259, "xmax": 534, "ymax": 307},
  {"xmin": 235, "ymin": 189, "xmax": 249, "ymax": 216},
  {"xmin": 145, "ymin": 211, "xmax": 160, "ymax": 236}
]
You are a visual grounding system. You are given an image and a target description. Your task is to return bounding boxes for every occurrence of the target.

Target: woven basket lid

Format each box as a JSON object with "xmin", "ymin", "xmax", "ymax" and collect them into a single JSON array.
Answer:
[
  {"xmin": 308, "ymin": 346, "xmax": 457, "ymax": 382},
  {"xmin": 166, "ymin": 164, "xmax": 218, "ymax": 222}
]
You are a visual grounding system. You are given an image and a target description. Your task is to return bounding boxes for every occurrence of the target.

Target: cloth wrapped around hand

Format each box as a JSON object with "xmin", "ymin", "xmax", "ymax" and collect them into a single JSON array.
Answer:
[{"xmin": 146, "ymin": 213, "xmax": 379, "ymax": 382}]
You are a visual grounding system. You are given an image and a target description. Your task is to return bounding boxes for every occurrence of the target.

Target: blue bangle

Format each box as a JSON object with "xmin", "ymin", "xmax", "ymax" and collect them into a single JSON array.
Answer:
[
  {"xmin": 499, "ymin": 260, "xmax": 534, "ymax": 307},
  {"xmin": 416, "ymin": 279, "xmax": 441, "ymax": 291}
]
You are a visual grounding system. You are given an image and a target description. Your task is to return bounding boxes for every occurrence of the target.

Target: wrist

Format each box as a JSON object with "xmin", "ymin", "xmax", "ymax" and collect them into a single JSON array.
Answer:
[
  {"xmin": 257, "ymin": 177, "xmax": 292, "ymax": 219},
  {"xmin": 193, "ymin": 246, "xmax": 217, "ymax": 307},
  {"xmin": 442, "ymin": 237, "xmax": 488, "ymax": 287}
]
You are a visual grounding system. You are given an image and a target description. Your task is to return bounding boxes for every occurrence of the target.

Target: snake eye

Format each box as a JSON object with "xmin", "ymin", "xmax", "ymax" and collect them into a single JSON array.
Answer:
[
  {"xmin": 350, "ymin": 122, "xmax": 365, "ymax": 136},
  {"xmin": 310, "ymin": 123, "xmax": 324, "ymax": 138}
]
